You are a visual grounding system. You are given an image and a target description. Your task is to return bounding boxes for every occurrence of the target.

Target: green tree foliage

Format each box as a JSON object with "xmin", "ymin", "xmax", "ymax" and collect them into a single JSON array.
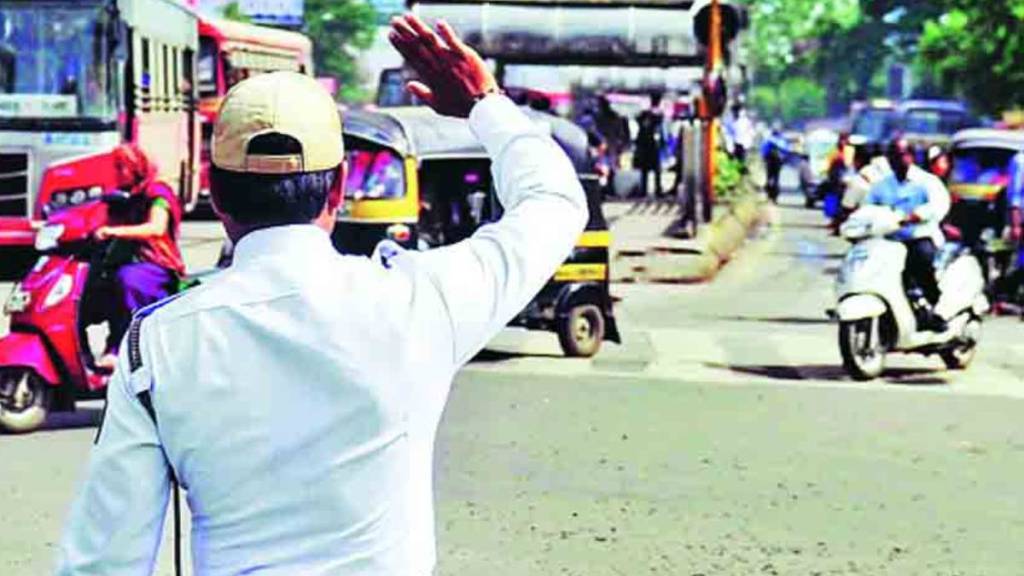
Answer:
[
  {"xmin": 303, "ymin": 0, "xmax": 378, "ymax": 103},
  {"xmin": 779, "ymin": 77, "xmax": 827, "ymax": 123},
  {"xmin": 917, "ymin": 1, "xmax": 1024, "ymax": 114},
  {"xmin": 222, "ymin": 2, "xmax": 251, "ymax": 24},
  {"xmin": 749, "ymin": 79, "xmax": 826, "ymax": 125},
  {"xmin": 741, "ymin": 1, "xmax": 951, "ymax": 120}
]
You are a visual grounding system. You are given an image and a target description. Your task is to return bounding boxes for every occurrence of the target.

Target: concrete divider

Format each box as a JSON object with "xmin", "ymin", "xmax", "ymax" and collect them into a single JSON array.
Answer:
[{"xmin": 609, "ymin": 192, "xmax": 768, "ymax": 284}]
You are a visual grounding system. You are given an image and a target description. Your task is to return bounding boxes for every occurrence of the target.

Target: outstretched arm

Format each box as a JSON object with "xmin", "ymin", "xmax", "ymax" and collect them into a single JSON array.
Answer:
[{"xmin": 388, "ymin": 15, "xmax": 587, "ymax": 366}]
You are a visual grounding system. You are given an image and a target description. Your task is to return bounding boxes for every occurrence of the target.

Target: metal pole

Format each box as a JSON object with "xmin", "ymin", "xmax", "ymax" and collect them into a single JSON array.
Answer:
[{"xmin": 701, "ymin": 0, "xmax": 723, "ymax": 223}]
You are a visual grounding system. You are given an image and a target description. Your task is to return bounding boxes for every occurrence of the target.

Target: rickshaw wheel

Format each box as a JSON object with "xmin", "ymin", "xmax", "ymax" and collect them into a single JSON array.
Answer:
[{"xmin": 558, "ymin": 304, "xmax": 605, "ymax": 358}]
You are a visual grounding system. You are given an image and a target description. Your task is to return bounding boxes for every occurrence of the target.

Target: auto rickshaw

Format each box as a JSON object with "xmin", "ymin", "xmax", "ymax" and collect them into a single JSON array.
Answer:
[
  {"xmin": 947, "ymin": 128, "xmax": 1024, "ymax": 298},
  {"xmin": 337, "ymin": 106, "xmax": 621, "ymax": 357}
]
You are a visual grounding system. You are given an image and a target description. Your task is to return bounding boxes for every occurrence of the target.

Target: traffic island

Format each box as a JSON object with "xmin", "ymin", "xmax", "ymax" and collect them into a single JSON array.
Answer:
[{"xmin": 608, "ymin": 190, "xmax": 768, "ymax": 285}]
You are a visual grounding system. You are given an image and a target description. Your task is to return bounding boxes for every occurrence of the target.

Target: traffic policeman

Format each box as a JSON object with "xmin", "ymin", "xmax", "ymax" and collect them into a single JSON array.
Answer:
[{"xmin": 56, "ymin": 14, "xmax": 586, "ymax": 575}]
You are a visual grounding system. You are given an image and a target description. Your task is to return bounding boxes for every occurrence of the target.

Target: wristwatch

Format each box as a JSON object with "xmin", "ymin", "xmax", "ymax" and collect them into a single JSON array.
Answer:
[{"xmin": 472, "ymin": 86, "xmax": 505, "ymax": 104}]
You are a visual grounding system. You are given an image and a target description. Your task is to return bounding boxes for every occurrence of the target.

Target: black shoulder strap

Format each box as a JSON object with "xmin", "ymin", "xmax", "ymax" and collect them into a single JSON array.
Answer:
[
  {"xmin": 128, "ymin": 315, "xmax": 145, "ymax": 374},
  {"xmin": 130, "ymin": 316, "xmax": 183, "ymax": 576}
]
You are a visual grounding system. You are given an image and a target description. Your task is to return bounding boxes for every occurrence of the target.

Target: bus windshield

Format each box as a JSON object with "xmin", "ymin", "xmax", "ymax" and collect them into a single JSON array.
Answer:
[{"xmin": 0, "ymin": 1, "xmax": 117, "ymax": 124}]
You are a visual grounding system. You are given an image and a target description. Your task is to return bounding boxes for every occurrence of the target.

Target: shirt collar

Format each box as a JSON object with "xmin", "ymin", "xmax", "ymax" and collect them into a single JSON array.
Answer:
[{"xmin": 232, "ymin": 224, "xmax": 334, "ymax": 265}]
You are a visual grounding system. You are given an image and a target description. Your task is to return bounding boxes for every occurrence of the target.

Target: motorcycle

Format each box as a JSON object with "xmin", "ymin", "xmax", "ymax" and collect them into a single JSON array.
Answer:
[
  {"xmin": 834, "ymin": 206, "xmax": 989, "ymax": 380},
  {"xmin": 0, "ymin": 192, "xmax": 133, "ymax": 432}
]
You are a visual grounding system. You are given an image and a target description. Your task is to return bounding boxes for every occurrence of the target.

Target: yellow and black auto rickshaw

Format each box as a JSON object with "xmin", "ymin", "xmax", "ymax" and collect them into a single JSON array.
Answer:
[
  {"xmin": 336, "ymin": 106, "xmax": 620, "ymax": 357},
  {"xmin": 947, "ymin": 128, "xmax": 1024, "ymax": 294}
]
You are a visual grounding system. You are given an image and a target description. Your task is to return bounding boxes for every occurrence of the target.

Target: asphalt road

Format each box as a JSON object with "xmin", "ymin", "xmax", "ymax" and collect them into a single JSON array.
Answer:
[{"xmin": 1, "ymin": 191, "xmax": 1023, "ymax": 574}]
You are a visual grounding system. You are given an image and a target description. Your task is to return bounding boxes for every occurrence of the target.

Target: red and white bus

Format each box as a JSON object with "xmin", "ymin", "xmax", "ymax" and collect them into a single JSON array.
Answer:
[
  {"xmin": 196, "ymin": 17, "xmax": 313, "ymax": 201},
  {"xmin": 0, "ymin": 1, "xmax": 314, "ymax": 250},
  {"xmin": 0, "ymin": 0, "xmax": 200, "ymax": 248}
]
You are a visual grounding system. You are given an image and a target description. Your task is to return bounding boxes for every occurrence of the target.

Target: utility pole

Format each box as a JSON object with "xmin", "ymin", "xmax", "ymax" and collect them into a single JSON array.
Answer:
[{"xmin": 700, "ymin": 0, "xmax": 723, "ymax": 223}]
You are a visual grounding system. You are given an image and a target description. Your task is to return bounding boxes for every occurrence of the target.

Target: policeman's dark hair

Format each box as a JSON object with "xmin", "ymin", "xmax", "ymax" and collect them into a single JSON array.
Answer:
[{"xmin": 210, "ymin": 133, "xmax": 338, "ymax": 227}]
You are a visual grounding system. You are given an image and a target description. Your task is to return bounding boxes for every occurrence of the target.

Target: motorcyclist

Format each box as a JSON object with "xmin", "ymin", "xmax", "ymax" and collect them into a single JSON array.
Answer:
[
  {"xmin": 92, "ymin": 144, "xmax": 185, "ymax": 370},
  {"xmin": 864, "ymin": 136, "xmax": 951, "ymax": 331},
  {"xmin": 927, "ymin": 145, "xmax": 952, "ymax": 183},
  {"xmin": 825, "ymin": 132, "xmax": 856, "ymax": 233}
]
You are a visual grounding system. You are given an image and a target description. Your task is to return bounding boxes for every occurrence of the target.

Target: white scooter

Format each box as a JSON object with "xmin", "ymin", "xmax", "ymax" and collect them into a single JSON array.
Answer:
[{"xmin": 834, "ymin": 206, "xmax": 989, "ymax": 380}]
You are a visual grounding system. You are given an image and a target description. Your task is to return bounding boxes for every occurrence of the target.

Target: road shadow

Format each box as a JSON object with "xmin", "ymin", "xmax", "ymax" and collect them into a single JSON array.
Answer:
[
  {"xmin": 781, "ymin": 222, "xmax": 832, "ymax": 231},
  {"xmin": 39, "ymin": 407, "xmax": 104, "ymax": 432},
  {"xmin": 705, "ymin": 315, "xmax": 834, "ymax": 326},
  {"xmin": 881, "ymin": 368, "xmax": 950, "ymax": 387},
  {"xmin": 707, "ymin": 362, "xmax": 947, "ymax": 386},
  {"xmin": 471, "ymin": 348, "xmax": 563, "ymax": 364},
  {"xmin": 771, "ymin": 251, "xmax": 844, "ymax": 260}
]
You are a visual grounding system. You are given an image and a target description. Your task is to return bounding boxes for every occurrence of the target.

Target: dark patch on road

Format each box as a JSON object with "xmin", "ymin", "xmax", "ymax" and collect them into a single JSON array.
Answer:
[
  {"xmin": 706, "ymin": 362, "xmax": 949, "ymax": 385},
  {"xmin": 705, "ymin": 314, "xmax": 834, "ymax": 326},
  {"xmin": 36, "ymin": 407, "xmax": 103, "ymax": 433},
  {"xmin": 472, "ymin": 349, "xmax": 561, "ymax": 364}
]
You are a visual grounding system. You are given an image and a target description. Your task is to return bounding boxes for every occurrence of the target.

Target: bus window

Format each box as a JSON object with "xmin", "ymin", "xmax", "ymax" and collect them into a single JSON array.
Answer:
[
  {"xmin": 161, "ymin": 44, "xmax": 170, "ymax": 111},
  {"xmin": 169, "ymin": 46, "xmax": 178, "ymax": 110},
  {"xmin": 197, "ymin": 37, "xmax": 218, "ymax": 98},
  {"xmin": 138, "ymin": 36, "xmax": 151, "ymax": 109}
]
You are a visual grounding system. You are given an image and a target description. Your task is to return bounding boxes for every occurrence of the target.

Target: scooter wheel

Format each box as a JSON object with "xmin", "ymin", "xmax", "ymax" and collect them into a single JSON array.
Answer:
[
  {"xmin": 839, "ymin": 319, "xmax": 886, "ymax": 381},
  {"xmin": 940, "ymin": 318, "xmax": 981, "ymax": 370},
  {"xmin": 0, "ymin": 369, "xmax": 51, "ymax": 434}
]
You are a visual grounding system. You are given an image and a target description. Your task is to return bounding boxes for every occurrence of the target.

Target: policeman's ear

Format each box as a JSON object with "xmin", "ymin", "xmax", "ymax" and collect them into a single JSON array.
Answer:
[{"xmin": 327, "ymin": 160, "xmax": 347, "ymax": 211}]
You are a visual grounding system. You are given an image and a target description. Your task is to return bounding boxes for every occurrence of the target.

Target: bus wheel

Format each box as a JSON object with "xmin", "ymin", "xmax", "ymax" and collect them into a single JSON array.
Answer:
[{"xmin": 558, "ymin": 304, "xmax": 605, "ymax": 358}]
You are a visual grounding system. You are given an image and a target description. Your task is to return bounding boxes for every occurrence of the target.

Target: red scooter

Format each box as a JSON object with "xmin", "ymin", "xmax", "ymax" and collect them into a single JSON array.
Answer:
[{"xmin": 0, "ymin": 192, "xmax": 131, "ymax": 433}]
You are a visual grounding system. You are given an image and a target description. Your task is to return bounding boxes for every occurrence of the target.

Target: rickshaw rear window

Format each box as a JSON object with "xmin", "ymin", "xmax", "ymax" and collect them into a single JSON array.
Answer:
[
  {"xmin": 345, "ymin": 147, "xmax": 405, "ymax": 200},
  {"xmin": 951, "ymin": 148, "xmax": 1016, "ymax": 185}
]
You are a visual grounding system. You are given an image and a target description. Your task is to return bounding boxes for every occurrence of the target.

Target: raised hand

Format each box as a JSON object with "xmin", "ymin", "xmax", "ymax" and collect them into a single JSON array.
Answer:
[{"xmin": 388, "ymin": 14, "xmax": 499, "ymax": 118}]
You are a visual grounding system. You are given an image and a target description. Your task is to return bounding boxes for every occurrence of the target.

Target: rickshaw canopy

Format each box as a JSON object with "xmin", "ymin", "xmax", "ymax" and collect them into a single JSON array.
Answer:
[
  {"xmin": 951, "ymin": 128, "xmax": 1024, "ymax": 152},
  {"xmin": 949, "ymin": 128, "xmax": 1024, "ymax": 201},
  {"xmin": 343, "ymin": 106, "xmax": 593, "ymax": 173}
]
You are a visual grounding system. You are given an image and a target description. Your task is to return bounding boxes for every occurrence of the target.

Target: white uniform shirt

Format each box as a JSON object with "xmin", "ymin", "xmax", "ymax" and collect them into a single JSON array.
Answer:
[{"xmin": 56, "ymin": 95, "xmax": 587, "ymax": 575}]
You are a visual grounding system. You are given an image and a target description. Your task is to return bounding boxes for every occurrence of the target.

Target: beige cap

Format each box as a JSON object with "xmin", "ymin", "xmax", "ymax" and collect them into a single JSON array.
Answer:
[{"xmin": 212, "ymin": 72, "xmax": 343, "ymax": 174}]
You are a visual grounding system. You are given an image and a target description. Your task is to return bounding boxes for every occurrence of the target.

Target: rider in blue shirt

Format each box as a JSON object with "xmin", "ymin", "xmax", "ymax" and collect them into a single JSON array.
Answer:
[{"xmin": 865, "ymin": 137, "xmax": 951, "ymax": 331}]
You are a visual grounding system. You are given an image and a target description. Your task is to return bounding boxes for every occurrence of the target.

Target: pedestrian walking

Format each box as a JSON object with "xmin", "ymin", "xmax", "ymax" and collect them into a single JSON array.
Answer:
[
  {"xmin": 761, "ymin": 123, "xmax": 790, "ymax": 203},
  {"xmin": 55, "ymin": 13, "xmax": 587, "ymax": 575},
  {"xmin": 725, "ymin": 102, "xmax": 754, "ymax": 170},
  {"xmin": 634, "ymin": 91, "xmax": 666, "ymax": 198}
]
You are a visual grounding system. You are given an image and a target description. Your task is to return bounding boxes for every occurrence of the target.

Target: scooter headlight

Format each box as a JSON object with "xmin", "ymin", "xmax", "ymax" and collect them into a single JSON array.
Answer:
[
  {"xmin": 34, "ymin": 224, "xmax": 65, "ymax": 252},
  {"xmin": 43, "ymin": 274, "xmax": 74, "ymax": 309}
]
